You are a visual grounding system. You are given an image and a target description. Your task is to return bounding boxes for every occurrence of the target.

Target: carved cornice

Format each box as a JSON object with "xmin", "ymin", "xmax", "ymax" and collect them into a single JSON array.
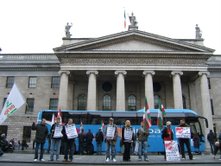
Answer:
[
  {"xmin": 143, "ymin": 70, "xmax": 155, "ymax": 76},
  {"xmin": 171, "ymin": 71, "xmax": 183, "ymax": 76},
  {"xmin": 114, "ymin": 70, "xmax": 127, "ymax": 76},
  {"xmin": 86, "ymin": 70, "xmax": 99, "ymax": 75},
  {"xmin": 198, "ymin": 71, "xmax": 210, "ymax": 76}
]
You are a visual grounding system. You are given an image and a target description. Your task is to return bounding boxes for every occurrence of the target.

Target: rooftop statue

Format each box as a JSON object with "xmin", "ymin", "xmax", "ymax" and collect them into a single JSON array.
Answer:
[
  {"xmin": 65, "ymin": 22, "xmax": 72, "ymax": 38},
  {"xmin": 195, "ymin": 24, "xmax": 202, "ymax": 39},
  {"xmin": 128, "ymin": 12, "xmax": 138, "ymax": 30}
]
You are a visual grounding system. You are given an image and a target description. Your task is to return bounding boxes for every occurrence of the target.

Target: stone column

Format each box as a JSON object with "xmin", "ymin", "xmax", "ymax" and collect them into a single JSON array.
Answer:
[
  {"xmin": 171, "ymin": 71, "xmax": 183, "ymax": 109},
  {"xmin": 115, "ymin": 70, "xmax": 127, "ymax": 111},
  {"xmin": 86, "ymin": 71, "xmax": 98, "ymax": 110},
  {"xmin": 199, "ymin": 72, "xmax": 213, "ymax": 131},
  {"xmin": 58, "ymin": 70, "xmax": 70, "ymax": 110},
  {"xmin": 143, "ymin": 71, "xmax": 155, "ymax": 108}
]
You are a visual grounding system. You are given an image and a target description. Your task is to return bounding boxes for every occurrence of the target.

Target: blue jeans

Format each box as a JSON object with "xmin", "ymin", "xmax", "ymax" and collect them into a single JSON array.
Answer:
[
  {"xmin": 50, "ymin": 139, "xmax": 61, "ymax": 160},
  {"xmin": 97, "ymin": 142, "xmax": 102, "ymax": 154},
  {"xmin": 138, "ymin": 141, "xmax": 148, "ymax": 160},
  {"xmin": 106, "ymin": 140, "xmax": 116, "ymax": 159},
  {"xmin": 34, "ymin": 142, "xmax": 45, "ymax": 160}
]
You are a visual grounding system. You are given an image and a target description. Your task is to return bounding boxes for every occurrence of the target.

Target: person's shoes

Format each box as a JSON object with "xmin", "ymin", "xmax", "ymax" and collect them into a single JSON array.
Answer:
[
  {"xmin": 106, "ymin": 158, "xmax": 110, "ymax": 162},
  {"xmin": 40, "ymin": 159, "xmax": 45, "ymax": 161},
  {"xmin": 181, "ymin": 157, "xmax": 186, "ymax": 160},
  {"xmin": 138, "ymin": 157, "xmax": 142, "ymax": 161},
  {"xmin": 144, "ymin": 158, "xmax": 149, "ymax": 161},
  {"xmin": 48, "ymin": 159, "xmax": 54, "ymax": 161},
  {"xmin": 113, "ymin": 158, "xmax": 117, "ymax": 162},
  {"xmin": 33, "ymin": 159, "xmax": 38, "ymax": 162},
  {"xmin": 63, "ymin": 159, "xmax": 68, "ymax": 162}
]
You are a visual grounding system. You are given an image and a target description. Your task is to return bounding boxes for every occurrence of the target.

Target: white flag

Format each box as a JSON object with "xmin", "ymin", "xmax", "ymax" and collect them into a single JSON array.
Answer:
[{"xmin": 0, "ymin": 84, "xmax": 25, "ymax": 125}]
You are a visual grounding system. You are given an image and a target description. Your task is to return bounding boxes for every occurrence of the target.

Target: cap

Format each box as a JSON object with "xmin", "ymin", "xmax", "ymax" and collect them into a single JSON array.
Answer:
[
  {"xmin": 109, "ymin": 117, "xmax": 114, "ymax": 121},
  {"xmin": 166, "ymin": 121, "xmax": 171, "ymax": 126}
]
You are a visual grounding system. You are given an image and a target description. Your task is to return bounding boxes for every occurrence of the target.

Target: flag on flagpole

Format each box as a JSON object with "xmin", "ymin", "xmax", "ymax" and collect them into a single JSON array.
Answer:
[
  {"xmin": 46, "ymin": 113, "xmax": 55, "ymax": 126},
  {"xmin": 0, "ymin": 84, "xmax": 25, "ymax": 125},
  {"xmin": 143, "ymin": 97, "xmax": 152, "ymax": 131},
  {"xmin": 124, "ymin": 10, "xmax": 126, "ymax": 29},
  {"xmin": 157, "ymin": 103, "xmax": 166, "ymax": 129}
]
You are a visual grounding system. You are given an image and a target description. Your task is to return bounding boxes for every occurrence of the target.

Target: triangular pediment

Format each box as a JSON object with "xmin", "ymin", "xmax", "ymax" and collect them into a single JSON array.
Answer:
[{"xmin": 54, "ymin": 30, "xmax": 214, "ymax": 53}]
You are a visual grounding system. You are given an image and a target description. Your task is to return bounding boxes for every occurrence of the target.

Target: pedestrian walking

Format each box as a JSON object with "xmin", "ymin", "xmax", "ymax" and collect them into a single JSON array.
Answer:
[
  {"xmin": 104, "ymin": 117, "xmax": 118, "ymax": 162},
  {"xmin": 122, "ymin": 120, "xmax": 134, "ymax": 161},
  {"xmin": 137, "ymin": 121, "xmax": 149, "ymax": 161},
  {"xmin": 177, "ymin": 119, "xmax": 193, "ymax": 160},
  {"xmin": 32, "ymin": 118, "xmax": 49, "ymax": 162},
  {"xmin": 49, "ymin": 118, "xmax": 63, "ymax": 161},
  {"xmin": 213, "ymin": 130, "xmax": 221, "ymax": 160},
  {"xmin": 62, "ymin": 118, "xmax": 78, "ymax": 162},
  {"xmin": 95, "ymin": 128, "xmax": 104, "ymax": 155},
  {"xmin": 161, "ymin": 121, "xmax": 174, "ymax": 160},
  {"xmin": 207, "ymin": 129, "xmax": 216, "ymax": 154}
]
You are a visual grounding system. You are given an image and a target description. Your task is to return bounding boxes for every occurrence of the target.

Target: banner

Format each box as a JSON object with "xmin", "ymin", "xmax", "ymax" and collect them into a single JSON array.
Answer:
[
  {"xmin": 164, "ymin": 140, "xmax": 180, "ymax": 161},
  {"xmin": 175, "ymin": 127, "xmax": 191, "ymax": 138},
  {"xmin": 0, "ymin": 84, "xmax": 25, "ymax": 125}
]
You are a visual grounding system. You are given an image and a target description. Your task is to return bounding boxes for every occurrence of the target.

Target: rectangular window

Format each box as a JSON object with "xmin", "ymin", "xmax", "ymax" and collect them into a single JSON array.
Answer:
[
  {"xmin": 23, "ymin": 126, "xmax": 32, "ymax": 142},
  {"xmin": 51, "ymin": 76, "xmax": 60, "ymax": 88},
  {"xmin": 49, "ymin": 98, "xmax": 58, "ymax": 110},
  {"xmin": 26, "ymin": 98, "xmax": 34, "ymax": 113},
  {"xmin": 6, "ymin": 76, "xmax": 14, "ymax": 88},
  {"xmin": 28, "ymin": 77, "xmax": 37, "ymax": 88},
  {"xmin": 0, "ymin": 125, "xmax": 8, "ymax": 137}
]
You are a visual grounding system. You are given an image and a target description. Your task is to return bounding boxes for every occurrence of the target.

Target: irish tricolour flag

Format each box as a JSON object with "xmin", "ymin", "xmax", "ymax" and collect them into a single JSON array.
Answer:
[{"xmin": 0, "ymin": 84, "xmax": 25, "ymax": 125}]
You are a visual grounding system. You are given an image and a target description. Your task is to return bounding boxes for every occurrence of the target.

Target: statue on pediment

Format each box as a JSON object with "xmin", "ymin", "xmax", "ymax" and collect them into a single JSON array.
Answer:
[
  {"xmin": 195, "ymin": 24, "xmax": 202, "ymax": 39},
  {"xmin": 65, "ymin": 22, "xmax": 72, "ymax": 38},
  {"xmin": 128, "ymin": 12, "xmax": 138, "ymax": 30}
]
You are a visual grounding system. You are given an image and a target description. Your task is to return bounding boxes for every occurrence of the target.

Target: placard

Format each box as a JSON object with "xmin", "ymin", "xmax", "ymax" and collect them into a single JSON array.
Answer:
[
  {"xmin": 165, "ymin": 140, "xmax": 180, "ymax": 161},
  {"xmin": 175, "ymin": 127, "xmax": 191, "ymax": 138},
  {"xmin": 106, "ymin": 126, "xmax": 115, "ymax": 139},
  {"xmin": 124, "ymin": 128, "xmax": 133, "ymax": 140},
  {"xmin": 65, "ymin": 124, "xmax": 78, "ymax": 139},
  {"xmin": 53, "ymin": 125, "xmax": 63, "ymax": 138}
]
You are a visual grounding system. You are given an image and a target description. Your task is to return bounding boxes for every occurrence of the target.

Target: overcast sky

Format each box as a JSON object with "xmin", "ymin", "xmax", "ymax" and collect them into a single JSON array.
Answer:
[{"xmin": 0, "ymin": 0, "xmax": 220, "ymax": 54}]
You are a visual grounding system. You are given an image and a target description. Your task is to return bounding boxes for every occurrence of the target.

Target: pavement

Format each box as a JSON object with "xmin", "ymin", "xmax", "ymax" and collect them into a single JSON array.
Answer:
[{"xmin": 0, "ymin": 151, "xmax": 221, "ymax": 165}]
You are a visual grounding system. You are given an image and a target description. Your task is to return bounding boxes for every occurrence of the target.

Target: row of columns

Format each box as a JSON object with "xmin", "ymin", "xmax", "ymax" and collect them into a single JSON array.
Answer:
[{"xmin": 58, "ymin": 70, "xmax": 212, "ymax": 127}]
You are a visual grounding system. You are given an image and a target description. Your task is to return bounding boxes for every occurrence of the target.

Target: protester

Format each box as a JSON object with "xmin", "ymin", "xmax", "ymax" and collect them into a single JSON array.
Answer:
[
  {"xmin": 78, "ymin": 128, "xmax": 86, "ymax": 154},
  {"xmin": 192, "ymin": 132, "xmax": 200, "ymax": 154},
  {"xmin": 177, "ymin": 119, "xmax": 193, "ymax": 160},
  {"xmin": 95, "ymin": 128, "xmax": 104, "ymax": 155},
  {"xmin": 161, "ymin": 121, "xmax": 173, "ymax": 160},
  {"xmin": 137, "ymin": 121, "xmax": 149, "ymax": 161},
  {"xmin": 122, "ymin": 120, "xmax": 134, "ymax": 161},
  {"xmin": 49, "ymin": 118, "xmax": 63, "ymax": 161},
  {"xmin": 62, "ymin": 118, "xmax": 78, "ymax": 162},
  {"xmin": 207, "ymin": 129, "xmax": 216, "ymax": 154},
  {"xmin": 32, "ymin": 118, "xmax": 49, "ymax": 162},
  {"xmin": 104, "ymin": 118, "xmax": 118, "ymax": 162},
  {"xmin": 86, "ymin": 129, "xmax": 94, "ymax": 155},
  {"xmin": 213, "ymin": 130, "xmax": 221, "ymax": 160}
]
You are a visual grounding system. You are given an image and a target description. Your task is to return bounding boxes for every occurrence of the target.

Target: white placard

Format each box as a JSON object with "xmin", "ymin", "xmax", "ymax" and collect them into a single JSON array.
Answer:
[
  {"xmin": 53, "ymin": 125, "xmax": 63, "ymax": 138},
  {"xmin": 124, "ymin": 128, "xmax": 133, "ymax": 140},
  {"xmin": 106, "ymin": 126, "xmax": 115, "ymax": 139},
  {"xmin": 175, "ymin": 127, "xmax": 191, "ymax": 138},
  {"xmin": 165, "ymin": 140, "xmax": 180, "ymax": 161},
  {"xmin": 65, "ymin": 124, "xmax": 78, "ymax": 139}
]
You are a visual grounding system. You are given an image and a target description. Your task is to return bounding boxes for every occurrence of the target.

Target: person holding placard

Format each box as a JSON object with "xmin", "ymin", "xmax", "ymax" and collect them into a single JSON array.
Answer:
[
  {"xmin": 137, "ymin": 121, "xmax": 149, "ymax": 161},
  {"xmin": 121, "ymin": 120, "xmax": 134, "ymax": 161},
  {"xmin": 62, "ymin": 118, "xmax": 78, "ymax": 162},
  {"xmin": 177, "ymin": 119, "xmax": 193, "ymax": 160},
  {"xmin": 49, "ymin": 118, "xmax": 63, "ymax": 161},
  {"xmin": 104, "ymin": 117, "xmax": 118, "ymax": 162}
]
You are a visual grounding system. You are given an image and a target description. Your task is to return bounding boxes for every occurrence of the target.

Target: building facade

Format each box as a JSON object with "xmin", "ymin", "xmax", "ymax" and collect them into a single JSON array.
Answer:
[{"xmin": 0, "ymin": 24, "xmax": 221, "ymax": 146}]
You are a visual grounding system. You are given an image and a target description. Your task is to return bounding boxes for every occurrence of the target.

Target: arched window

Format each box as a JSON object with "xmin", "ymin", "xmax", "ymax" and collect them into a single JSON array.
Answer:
[
  {"xmin": 77, "ymin": 94, "xmax": 87, "ymax": 110},
  {"xmin": 128, "ymin": 95, "xmax": 136, "ymax": 111},
  {"xmin": 103, "ymin": 95, "xmax": 112, "ymax": 110},
  {"xmin": 154, "ymin": 95, "xmax": 161, "ymax": 108}
]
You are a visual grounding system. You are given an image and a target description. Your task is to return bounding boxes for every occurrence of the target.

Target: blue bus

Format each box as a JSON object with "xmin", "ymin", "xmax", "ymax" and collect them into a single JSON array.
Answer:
[{"xmin": 37, "ymin": 109, "xmax": 208, "ymax": 153}]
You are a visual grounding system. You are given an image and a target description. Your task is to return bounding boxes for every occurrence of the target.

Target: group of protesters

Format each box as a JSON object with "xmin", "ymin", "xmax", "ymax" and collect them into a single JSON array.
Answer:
[{"xmin": 32, "ymin": 116, "xmax": 221, "ymax": 162}]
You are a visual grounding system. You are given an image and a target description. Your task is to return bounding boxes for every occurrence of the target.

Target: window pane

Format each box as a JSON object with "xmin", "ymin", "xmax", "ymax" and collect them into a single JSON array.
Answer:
[
  {"xmin": 128, "ymin": 95, "xmax": 136, "ymax": 111},
  {"xmin": 51, "ymin": 76, "xmax": 60, "ymax": 88},
  {"xmin": 49, "ymin": 98, "xmax": 58, "ymax": 110},
  {"xmin": 23, "ymin": 126, "xmax": 32, "ymax": 142},
  {"xmin": 103, "ymin": 95, "xmax": 111, "ymax": 110},
  {"xmin": 28, "ymin": 77, "xmax": 37, "ymax": 88},
  {"xmin": 6, "ymin": 76, "xmax": 14, "ymax": 88},
  {"xmin": 26, "ymin": 98, "xmax": 34, "ymax": 113},
  {"xmin": 77, "ymin": 94, "xmax": 86, "ymax": 110}
]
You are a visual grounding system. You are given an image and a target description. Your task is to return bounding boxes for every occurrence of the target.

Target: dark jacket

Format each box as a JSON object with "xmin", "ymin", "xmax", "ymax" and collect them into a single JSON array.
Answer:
[
  {"xmin": 161, "ymin": 127, "xmax": 174, "ymax": 140},
  {"xmin": 207, "ymin": 131, "xmax": 216, "ymax": 143},
  {"xmin": 32, "ymin": 123, "xmax": 48, "ymax": 144},
  {"xmin": 95, "ymin": 130, "xmax": 104, "ymax": 143},
  {"xmin": 137, "ymin": 126, "xmax": 149, "ymax": 142}
]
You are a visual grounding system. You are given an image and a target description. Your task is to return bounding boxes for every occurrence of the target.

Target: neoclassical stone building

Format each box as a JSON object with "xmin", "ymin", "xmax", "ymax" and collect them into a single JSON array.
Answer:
[{"xmin": 0, "ymin": 22, "xmax": 221, "ymax": 144}]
